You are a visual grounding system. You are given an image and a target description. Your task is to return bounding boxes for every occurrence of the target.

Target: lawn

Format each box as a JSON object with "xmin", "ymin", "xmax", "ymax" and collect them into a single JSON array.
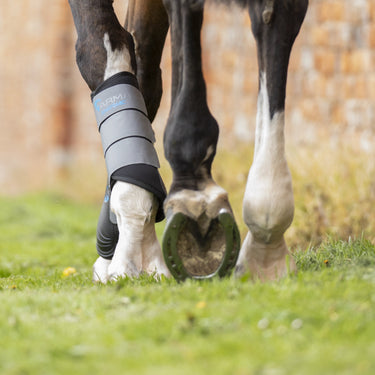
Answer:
[{"xmin": 0, "ymin": 193, "xmax": 374, "ymax": 375}]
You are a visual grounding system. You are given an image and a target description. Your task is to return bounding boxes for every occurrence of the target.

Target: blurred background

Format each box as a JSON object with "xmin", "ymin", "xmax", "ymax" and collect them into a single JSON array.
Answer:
[{"xmin": 0, "ymin": 0, "xmax": 374, "ymax": 247}]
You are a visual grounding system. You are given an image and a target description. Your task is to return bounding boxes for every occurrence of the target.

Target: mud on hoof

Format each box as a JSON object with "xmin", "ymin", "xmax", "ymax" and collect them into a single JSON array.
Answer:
[{"xmin": 162, "ymin": 187, "xmax": 240, "ymax": 281}]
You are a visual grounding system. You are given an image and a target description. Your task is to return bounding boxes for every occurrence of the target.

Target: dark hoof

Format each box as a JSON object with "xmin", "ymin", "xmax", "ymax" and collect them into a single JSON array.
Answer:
[{"xmin": 162, "ymin": 211, "xmax": 241, "ymax": 281}]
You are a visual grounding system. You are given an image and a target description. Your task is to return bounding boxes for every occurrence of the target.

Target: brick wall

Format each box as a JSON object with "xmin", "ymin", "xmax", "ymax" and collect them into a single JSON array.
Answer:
[
  {"xmin": 0, "ymin": 0, "xmax": 374, "ymax": 193},
  {"xmin": 0, "ymin": 1, "xmax": 77, "ymax": 192},
  {"xmin": 288, "ymin": 0, "xmax": 375, "ymax": 150}
]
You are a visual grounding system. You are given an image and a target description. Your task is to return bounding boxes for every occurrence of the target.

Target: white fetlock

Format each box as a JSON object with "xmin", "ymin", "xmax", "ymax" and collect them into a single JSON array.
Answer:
[
  {"xmin": 164, "ymin": 179, "xmax": 232, "ymax": 222},
  {"xmin": 92, "ymin": 256, "xmax": 111, "ymax": 283},
  {"xmin": 142, "ymin": 230, "xmax": 171, "ymax": 278},
  {"xmin": 238, "ymin": 73, "xmax": 295, "ymax": 281},
  {"xmin": 108, "ymin": 181, "xmax": 164, "ymax": 281},
  {"xmin": 236, "ymin": 232, "xmax": 296, "ymax": 281}
]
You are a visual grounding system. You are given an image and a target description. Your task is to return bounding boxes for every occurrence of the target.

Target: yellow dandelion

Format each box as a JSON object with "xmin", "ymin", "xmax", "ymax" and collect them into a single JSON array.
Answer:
[
  {"xmin": 62, "ymin": 267, "xmax": 77, "ymax": 277},
  {"xmin": 196, "ymin": 301, "xmax": 206, "ymax": 309}
]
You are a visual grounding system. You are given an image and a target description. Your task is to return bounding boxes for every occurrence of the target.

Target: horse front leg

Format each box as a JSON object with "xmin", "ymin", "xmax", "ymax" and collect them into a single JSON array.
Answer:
[
  {"xmin": 68, "ymin": 0, "xmax": 169, "ymax": 282},
  {"xmin": 161, "ymin": 1, "xmax": 240, "ymax": 280},
  {"xmin": 236, "ymin": 0, "xmax": 308, "ymax": 280},
  {"xmin": 125, "ymin": 0, "xmax": 169, "ymax": 122}
]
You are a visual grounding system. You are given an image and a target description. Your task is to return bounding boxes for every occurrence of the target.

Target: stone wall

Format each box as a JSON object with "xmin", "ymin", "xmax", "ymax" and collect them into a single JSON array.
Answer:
[{"xmin": 0, "ymin": 0, "xmax": 374, "ymax": 194}]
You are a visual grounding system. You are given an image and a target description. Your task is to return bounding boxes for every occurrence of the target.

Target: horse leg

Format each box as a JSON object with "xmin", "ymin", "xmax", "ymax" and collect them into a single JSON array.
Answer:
[
  {"xmin": 68, "ymin": 0, "xmax": 169, "ymax": 282},
  {"xmin": 161, "ymin": 1, "xmax": 241, "ymax": 280},
  {"xmin": 125, "ymin": 0, "xmax": 169, "ymax": 123},
  {"xmin": 123, "ymin": 0, "xmax": 170, "ymax": 276},
  {"xmin": 236, "ymin": 0, "xmax": 308, "ymax": 280}
]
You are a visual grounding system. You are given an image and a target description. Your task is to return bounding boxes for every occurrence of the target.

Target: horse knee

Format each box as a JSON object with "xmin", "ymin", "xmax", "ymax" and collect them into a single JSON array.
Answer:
[{"xmin": 74, "ymin": 30, "xmax": 136, "ymax": 90}]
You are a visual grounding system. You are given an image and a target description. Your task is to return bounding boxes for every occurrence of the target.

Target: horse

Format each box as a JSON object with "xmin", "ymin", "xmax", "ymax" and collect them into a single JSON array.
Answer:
[{"xmin": 67, "ymin": 0, "xmax": 308, "ymax": 283}]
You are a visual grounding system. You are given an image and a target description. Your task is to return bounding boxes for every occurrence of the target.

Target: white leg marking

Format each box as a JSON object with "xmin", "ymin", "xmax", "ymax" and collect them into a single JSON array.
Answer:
[
  {"xmin": 165, "ymin": 180, "xmax": 231, "ymax": 221},
  {"xmin": 93, "ymin": 257, "xmax": 111, "ymax": 283},
  {"xmin": 108, "ymin": 182, "xmax": 153, "ymax": 279},
  {"xmin": 103, "ymin": 33, "xmax": 134, "ymax": 79},
  {"xmin": 141, "ymin": 226, "xmax": 171, "ymax": 278},
  {"xmin": 107, "ymin": 182, "xmax": 168, "ymax": 280},
  {"xmin": 243, "ymin": 72, "xmax": 294, "ymax": 243},
  {"xmin": 237, "ymin": 73, "xmax": 295, "ymax": 279}
]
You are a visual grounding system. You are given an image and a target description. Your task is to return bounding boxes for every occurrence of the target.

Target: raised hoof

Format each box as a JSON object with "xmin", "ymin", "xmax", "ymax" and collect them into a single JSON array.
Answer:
[{"xmin": 162, "ymin": 211, "xmax": 240, "ymax": 281}]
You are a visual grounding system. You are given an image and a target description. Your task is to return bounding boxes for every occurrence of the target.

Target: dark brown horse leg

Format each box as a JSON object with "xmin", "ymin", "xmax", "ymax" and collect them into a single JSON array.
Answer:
[
  {"xmin": 68, "ymin": 0, "xmax": 169, "ymax": 282},
  {"xmin": 161, "ymin": 1, "xmax": 240, "ymax": 280},
  {"xmin": 236, "ymin": 0, "xmax": 308, "ymax": 280},
  {"xmin": 68, "ymin": 0, "xmax": 136, "ymax": 90},
  {"xmin": 125, "ymin": 0, "xmax": 169, "ymax": 122}
]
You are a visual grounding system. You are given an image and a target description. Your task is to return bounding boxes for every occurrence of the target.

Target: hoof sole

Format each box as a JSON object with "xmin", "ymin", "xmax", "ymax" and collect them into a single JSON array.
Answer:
[{"xmin": 162, "ymin": 211, "xmax": 240, "ymax": 281}]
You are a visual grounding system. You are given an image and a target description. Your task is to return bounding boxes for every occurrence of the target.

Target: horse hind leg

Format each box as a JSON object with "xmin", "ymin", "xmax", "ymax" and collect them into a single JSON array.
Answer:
[
  {"xmin": 161, "ymin": 1, "xmax": 240, "ymax": 280},
  {"xmin": 68, "ymin": 0, "xmax": 170, "ymax": 282},
  {"xmin": 236, "ymin": 0, "xmax": 308, "ymax": 280}
]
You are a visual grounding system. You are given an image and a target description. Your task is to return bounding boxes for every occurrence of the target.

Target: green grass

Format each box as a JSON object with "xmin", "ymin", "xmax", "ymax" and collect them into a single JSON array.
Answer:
[{"xmin": 1, "ymin": 194, "xmax": 375, "ymax": 374}]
